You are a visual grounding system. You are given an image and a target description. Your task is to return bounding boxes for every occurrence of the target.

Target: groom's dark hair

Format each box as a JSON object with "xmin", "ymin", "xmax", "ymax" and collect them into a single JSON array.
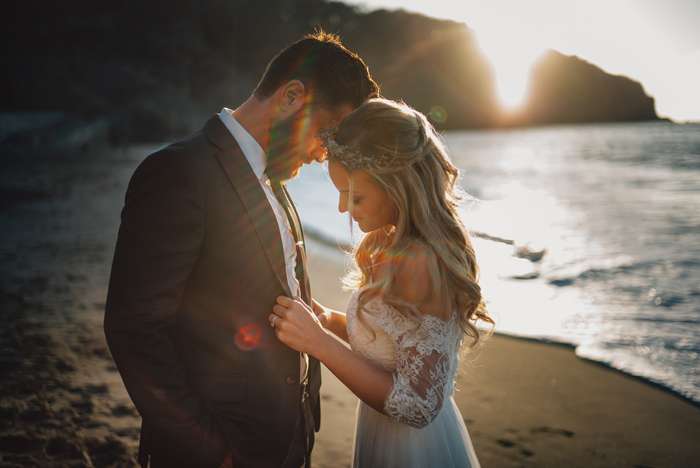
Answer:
[{"xmin": 253, "ymin": 29, "xmax": 379, "ymax": 111}]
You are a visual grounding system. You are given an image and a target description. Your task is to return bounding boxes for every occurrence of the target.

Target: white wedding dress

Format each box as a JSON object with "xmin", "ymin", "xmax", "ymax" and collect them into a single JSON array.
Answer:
[{"xmin": 346, "ymin": 290, "xmax": 481, "ymax": 468}]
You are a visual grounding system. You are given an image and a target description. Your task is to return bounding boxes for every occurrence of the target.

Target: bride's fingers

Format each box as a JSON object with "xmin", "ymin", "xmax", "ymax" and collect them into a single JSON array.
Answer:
[
  {"xmin": 275, "ymin": 297, "xmax": 314, "ymax": 315},
  {"xmin": 272, "ymin": 304, "xmax": 289, "ymax": 317},
  {"xmin": 278, "ymin": 295, "xmax": 313, "ymax": 310},
  {"xmin": 292, "ymin": 296, "xmax": 312, "ymax": 309},
  {"xmin": 276, "ymin": 296, "xmax": 296, "ymax": 307},
  {"xmin": 268, "ymin": 314, "xmax": 282, "ymax": 328}
]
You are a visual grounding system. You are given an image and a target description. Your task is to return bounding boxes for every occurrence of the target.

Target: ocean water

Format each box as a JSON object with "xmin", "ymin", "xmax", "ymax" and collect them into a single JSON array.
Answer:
[{"xmin": 287, "ymin": 121, "xmax": 700, "ymax": 405}]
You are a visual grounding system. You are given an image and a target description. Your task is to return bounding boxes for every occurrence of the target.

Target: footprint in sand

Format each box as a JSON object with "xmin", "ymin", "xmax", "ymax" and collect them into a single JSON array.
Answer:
[
  {"xmin": 496, "ymin": 438, "xmax": 535, "ymax": 457},
  {"xmin": 531, "ymin": 426, "xmax": 575, "ymax": 438},
  {"xmin": 496, "ymin": 439, "xmax": 516, "ymax": 448}
]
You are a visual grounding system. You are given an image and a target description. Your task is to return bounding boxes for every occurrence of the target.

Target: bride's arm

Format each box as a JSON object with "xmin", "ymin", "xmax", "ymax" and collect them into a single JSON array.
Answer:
[
  {"xmin": 273, "ymin": 244, "xmax": 446, "ymax": 422},
  {"xmin": 273, "ymin": 296, "xmax": 393, "ymax": 413},
  {"xmin": 311, "ymin": 299, "xmax": 349, "ymax": 343}
]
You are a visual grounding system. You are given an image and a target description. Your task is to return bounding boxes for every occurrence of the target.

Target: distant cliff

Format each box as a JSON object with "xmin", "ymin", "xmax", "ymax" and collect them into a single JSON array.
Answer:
[
  {"xmin": 341, "ymin": 9, "xmax": 499, "ymax": 130},
  {"xmin": 503, "ymin": 50, "xmax": 658, "ymax": 126},
  {"xmin": 0, "ymin": 0, "xmax": 659, "ymax": 145}
]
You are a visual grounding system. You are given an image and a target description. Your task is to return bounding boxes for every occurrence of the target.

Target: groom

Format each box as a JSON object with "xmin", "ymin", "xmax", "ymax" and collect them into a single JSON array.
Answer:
[{"xmin": 104, "ymin": 31, "xmax": 378, "ymax": 468}]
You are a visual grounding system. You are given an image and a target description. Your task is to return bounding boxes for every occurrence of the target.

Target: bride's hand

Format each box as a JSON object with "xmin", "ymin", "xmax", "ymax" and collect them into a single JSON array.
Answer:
[
  {"xmin": 270, "ymin": 296, "xmax": 330, "ymax": 356},
  {"xmin": 311, "ymin": 299, "xmax": 331, "ymax": 328}
]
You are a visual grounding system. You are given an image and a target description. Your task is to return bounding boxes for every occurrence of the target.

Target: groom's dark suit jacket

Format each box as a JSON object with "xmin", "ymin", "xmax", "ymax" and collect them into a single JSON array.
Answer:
[{"xmin": 104, "ymin": 115, "xmax": 321, "ymax": 468}]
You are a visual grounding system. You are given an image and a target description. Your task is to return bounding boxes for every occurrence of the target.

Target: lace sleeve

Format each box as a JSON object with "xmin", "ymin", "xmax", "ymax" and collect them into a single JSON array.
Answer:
[{"xmin": 379, "ymin": 308, "xmax": 461, "ymax": 429}]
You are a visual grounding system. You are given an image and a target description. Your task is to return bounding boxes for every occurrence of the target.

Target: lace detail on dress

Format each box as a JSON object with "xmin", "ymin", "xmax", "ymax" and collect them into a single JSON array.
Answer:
[{"xmin": 346, "ymin": 290, "xmax": 463, "ymax": 429}]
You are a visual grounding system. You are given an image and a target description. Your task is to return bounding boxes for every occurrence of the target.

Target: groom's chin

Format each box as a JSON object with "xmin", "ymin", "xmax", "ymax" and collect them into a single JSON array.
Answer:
[{"xmin": 286, "ymin": 167, "xmax": 301, "ymax": 181}]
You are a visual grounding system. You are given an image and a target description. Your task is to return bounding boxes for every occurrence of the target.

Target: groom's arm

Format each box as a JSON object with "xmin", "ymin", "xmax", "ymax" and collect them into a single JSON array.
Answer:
[{"xmin": 104, "ymin": 149, "xmax": 228, "ymax": 468}]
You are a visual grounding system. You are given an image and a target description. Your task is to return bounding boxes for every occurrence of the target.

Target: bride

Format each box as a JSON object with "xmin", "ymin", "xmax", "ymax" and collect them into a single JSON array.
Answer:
[{"xmin": 269, "ymin": 98, "xmax": 493, "ymax": 467}]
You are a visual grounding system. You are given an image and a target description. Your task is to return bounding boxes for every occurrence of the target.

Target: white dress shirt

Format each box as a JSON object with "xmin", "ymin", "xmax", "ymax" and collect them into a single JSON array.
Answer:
[{"xmin": 219, "ymin": 108, "xmax": 307, "ymax": 380}]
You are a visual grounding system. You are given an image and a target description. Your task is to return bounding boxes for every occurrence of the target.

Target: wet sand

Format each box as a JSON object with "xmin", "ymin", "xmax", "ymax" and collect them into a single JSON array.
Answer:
[
  {"xmin": 1, "ymin": 145, "xmax": 699, "ymax": 467},
  {"xmin": 0, "ymin": 146, "xmax": 144, "ymax": 467}
]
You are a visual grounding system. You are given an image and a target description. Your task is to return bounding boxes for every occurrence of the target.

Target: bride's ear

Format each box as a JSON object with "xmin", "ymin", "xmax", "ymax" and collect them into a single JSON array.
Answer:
[{"xmin": 277, "ymin": 80, "xmax": 307, "ymax": 116}]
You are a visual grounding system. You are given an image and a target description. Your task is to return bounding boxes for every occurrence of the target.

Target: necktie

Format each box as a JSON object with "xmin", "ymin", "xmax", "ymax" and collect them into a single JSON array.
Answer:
[
  {"xmin": 271, "ymin": 181, "xmax": 312, "ymax": 304},
  {"xmin": 271, "ymin": 181, "xmax": 312, "ymax": 383}
]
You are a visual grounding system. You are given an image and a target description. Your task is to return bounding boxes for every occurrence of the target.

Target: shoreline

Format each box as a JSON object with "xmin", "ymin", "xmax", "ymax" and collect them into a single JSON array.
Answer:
[
  {"xmin": 306, "ymin": 235, "xmax": 700, "ymax": 410},
  {"xmin": 306, "ymin": 237, "xmax": 700, "ymax": 467},
  {"xmin": 493, "ymin": 332, "xmax": 700, "ymax": 410}
]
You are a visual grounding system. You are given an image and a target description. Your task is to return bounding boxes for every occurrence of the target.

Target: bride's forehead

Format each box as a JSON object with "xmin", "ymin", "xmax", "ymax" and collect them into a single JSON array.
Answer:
[
  {"xmin": 328, "ymin": 160, "xmax": 348, "ymax": 182},
  {"xmin": 329, "ymin": 162, "xmax": 374, "ymax": 188}
]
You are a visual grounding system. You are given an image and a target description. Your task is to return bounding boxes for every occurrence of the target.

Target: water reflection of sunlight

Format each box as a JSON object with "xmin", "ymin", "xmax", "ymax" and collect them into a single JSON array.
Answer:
[
  {"xmin": 461, "ymin": 180, "xmax": 604, "ymax": 341},
  {"xmin": 461, "ymin": 179, "xmax": 639, "ymax": 347},
  {"xmin": 463, "ymin": 181, "xmax": 569, "ymax": 250},
  {"xmin": 480, "ymin": 274, "xmax": 595, "ymax": 341}
]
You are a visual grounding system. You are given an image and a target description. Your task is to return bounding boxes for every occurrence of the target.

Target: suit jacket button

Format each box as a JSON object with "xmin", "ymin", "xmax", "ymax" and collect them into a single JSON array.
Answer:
[{"xmin": 286, "ymin": 375, "xmax": 297, "ymax": 385}]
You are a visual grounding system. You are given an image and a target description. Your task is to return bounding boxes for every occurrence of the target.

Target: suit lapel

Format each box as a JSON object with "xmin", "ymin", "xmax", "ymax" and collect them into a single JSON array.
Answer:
[{"xmin": 204, "ymin": 115, "xmax": 292, "ymax": 297}]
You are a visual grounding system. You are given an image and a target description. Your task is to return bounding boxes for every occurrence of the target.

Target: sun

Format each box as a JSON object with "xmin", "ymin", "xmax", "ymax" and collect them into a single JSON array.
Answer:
[
  {"xmin": 492, "ymin": 58, "xmax": 531, "ymax": 110},
  {"xmin": 474, "ymin": 32, "xmax": 545, "ymax": 110}
]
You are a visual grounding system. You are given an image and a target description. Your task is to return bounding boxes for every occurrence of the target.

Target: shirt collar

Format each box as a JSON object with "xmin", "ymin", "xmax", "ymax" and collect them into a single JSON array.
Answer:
[{"xmin": 219, "ymin": 107, "xmax": 266, "ymax": 180}]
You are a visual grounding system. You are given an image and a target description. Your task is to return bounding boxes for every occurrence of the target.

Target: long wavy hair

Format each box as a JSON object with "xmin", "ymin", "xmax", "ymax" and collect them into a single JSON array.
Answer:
[{"xmin": 329, "ymin": 99, "xmax": 493, "ymax": 349}]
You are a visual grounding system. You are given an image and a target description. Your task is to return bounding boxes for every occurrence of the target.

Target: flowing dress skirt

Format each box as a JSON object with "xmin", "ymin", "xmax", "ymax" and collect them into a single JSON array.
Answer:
[{"xmin": 352, "ymin": 396, "xmax": 480, "ymax": 468}]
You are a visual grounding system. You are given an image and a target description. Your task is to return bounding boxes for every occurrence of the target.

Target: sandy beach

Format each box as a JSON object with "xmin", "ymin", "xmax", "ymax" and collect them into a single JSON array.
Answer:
[{"xmin": 1, "ymin": 146, "xmax": 699, "ymax": 467}]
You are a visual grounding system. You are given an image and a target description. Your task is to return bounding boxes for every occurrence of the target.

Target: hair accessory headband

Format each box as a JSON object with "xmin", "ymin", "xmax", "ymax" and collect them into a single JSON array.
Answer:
[{"xmin": 316, "ymin": 123, "xmax": 416, "ymax": 172}]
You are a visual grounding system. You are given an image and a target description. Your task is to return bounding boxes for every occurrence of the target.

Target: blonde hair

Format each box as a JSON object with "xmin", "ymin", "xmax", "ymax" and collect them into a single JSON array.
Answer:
[{"xmin": 329, "ymin": 99, "xmax": 494, "ymax": 349}]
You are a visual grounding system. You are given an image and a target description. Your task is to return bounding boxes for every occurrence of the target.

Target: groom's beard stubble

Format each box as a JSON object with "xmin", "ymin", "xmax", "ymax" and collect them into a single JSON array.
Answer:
[{"xmin": 265, "ymin": 107, "xmax": 309, "ymax": 184}]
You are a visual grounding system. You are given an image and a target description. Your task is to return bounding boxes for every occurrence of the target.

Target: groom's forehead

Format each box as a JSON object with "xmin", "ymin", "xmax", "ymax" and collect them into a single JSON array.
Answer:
[{"xmin": 313, "ymin": 103, "xmax": 354, "ymax": 125}]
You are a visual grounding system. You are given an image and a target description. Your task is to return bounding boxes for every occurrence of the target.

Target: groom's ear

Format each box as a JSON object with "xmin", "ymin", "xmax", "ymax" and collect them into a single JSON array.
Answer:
[{"xmin": 277, "ymin": 80, "xmax": 307, "ymax": 116}]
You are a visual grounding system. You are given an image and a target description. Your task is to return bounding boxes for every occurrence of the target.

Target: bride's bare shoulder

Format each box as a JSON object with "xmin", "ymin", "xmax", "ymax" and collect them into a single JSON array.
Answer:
[{"xmin": 391, "ymin": 241, "xmax": 445, "ymax": 319}]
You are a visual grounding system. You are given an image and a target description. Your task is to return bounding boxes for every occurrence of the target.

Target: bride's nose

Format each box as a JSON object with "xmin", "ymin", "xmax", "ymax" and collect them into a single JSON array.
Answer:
[{"xmin": 337, "ymin": 197, "xmax": 348, "ymax": 214}]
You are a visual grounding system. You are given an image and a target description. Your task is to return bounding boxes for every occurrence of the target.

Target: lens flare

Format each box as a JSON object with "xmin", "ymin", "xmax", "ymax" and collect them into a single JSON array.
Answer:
[
  {"xmin": 429, "ymin": 106, "xmax": 448, "ymax": 124},
  {"xmin": 235, "ymin": 323, "xmax": 261, "ymax": 351}
]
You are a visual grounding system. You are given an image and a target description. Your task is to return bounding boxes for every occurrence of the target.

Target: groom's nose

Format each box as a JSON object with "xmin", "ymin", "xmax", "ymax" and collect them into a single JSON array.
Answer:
[{"xmin": 310, "ymin": 146, "xmax": 327, "ymax": 164}]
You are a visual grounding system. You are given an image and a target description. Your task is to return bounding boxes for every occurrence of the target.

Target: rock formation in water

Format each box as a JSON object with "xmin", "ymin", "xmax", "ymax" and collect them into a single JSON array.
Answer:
[{"xmin": 504, "ymin": 50, "xmax": 658, "ymax": 126}]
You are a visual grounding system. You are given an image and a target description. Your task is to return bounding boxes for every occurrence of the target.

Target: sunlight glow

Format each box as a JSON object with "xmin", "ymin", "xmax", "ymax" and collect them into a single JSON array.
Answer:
[
  {"xmin": 352, "ymin": 0, "xmax": 700, "ymax": 122},
  {"xmin": 474, "ymin": 37, "xmax": 544, "ymax": 109}
]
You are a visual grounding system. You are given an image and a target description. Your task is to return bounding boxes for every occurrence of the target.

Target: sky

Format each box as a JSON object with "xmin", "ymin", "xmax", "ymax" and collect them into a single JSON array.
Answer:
[{"xmin": 350, "ymin": 0, "xmax": 700, "ymax": 122}]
